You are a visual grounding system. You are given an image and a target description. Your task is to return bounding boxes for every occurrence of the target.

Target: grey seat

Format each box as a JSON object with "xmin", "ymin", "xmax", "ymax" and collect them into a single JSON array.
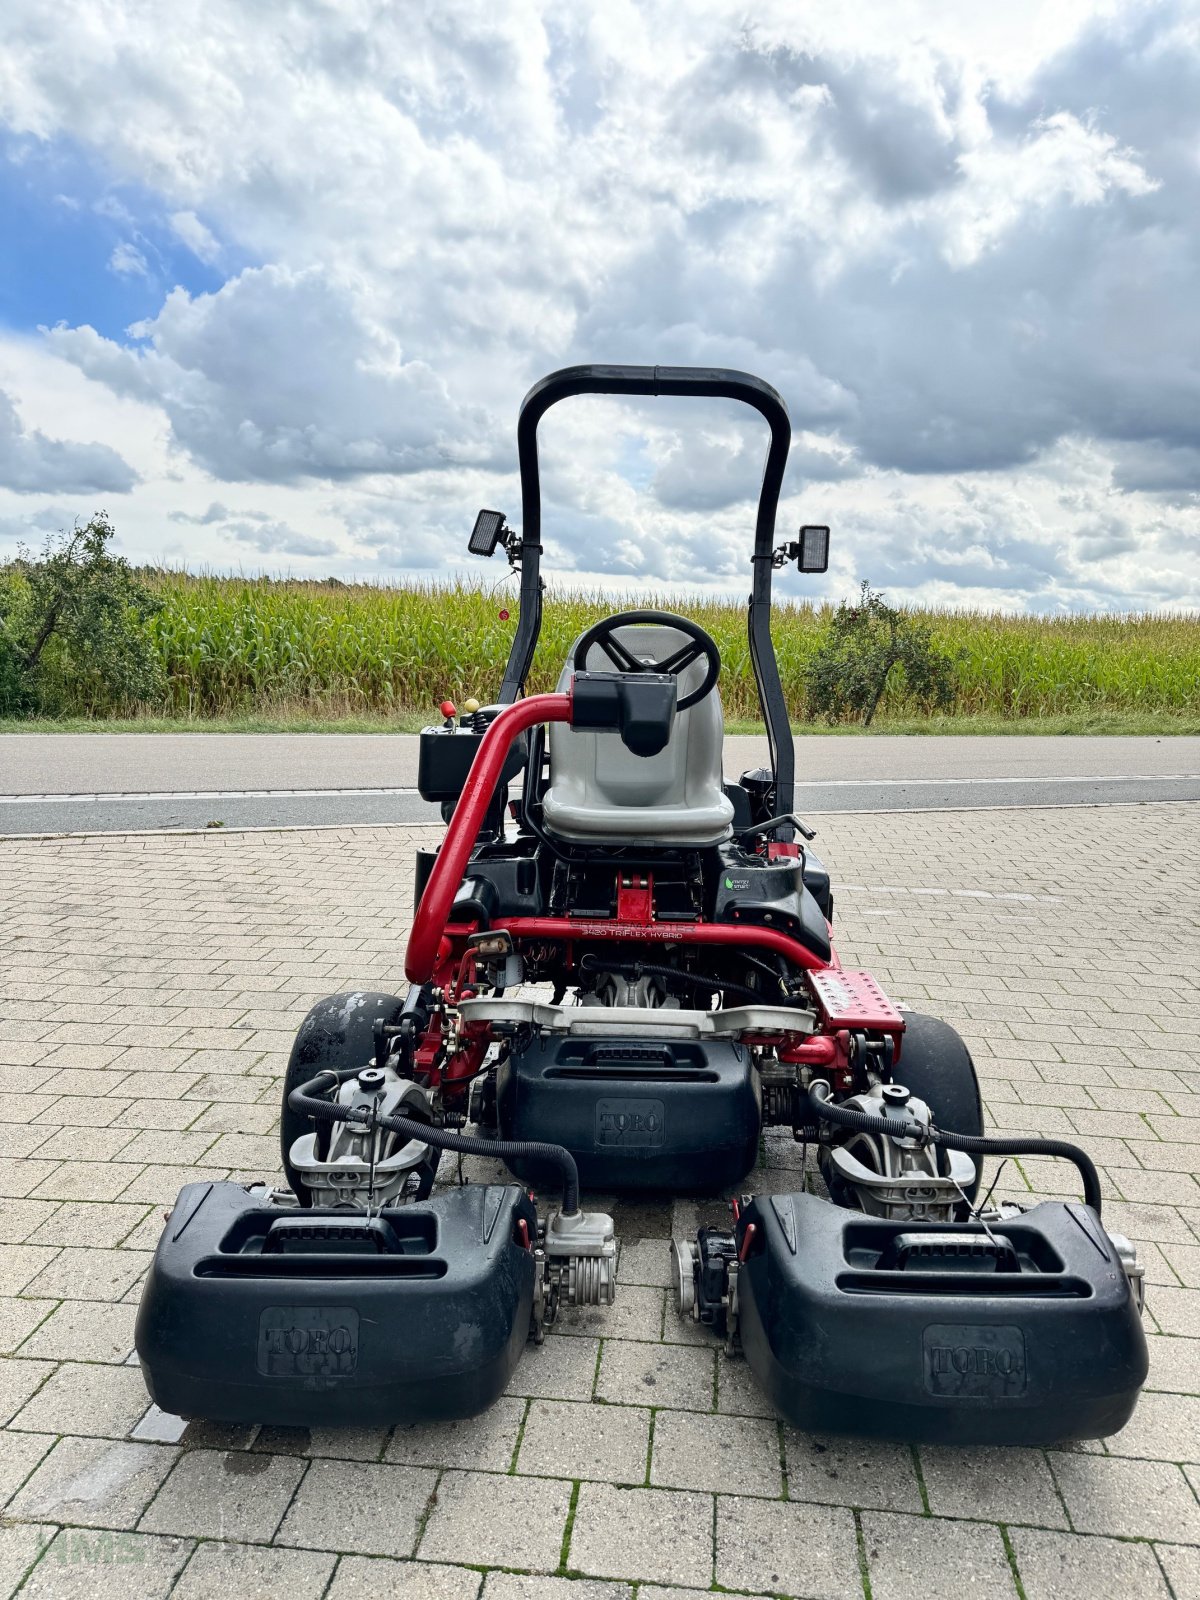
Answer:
[{"xmin": 542, "ymin": 623, "xmax": 734, "ymax": 847}]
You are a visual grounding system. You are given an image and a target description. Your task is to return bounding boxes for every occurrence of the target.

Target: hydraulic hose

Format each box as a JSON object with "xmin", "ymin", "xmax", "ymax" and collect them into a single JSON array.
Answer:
[
  {"xmin": 931, "ymin": 1127, "xmax": 1103, "ymax": 1218},
  {"xmin": 290, "ymin": 1070, "xmax": 581, "ymax": 1216},
  {"xmin": 808, "ymin": 1086, "xmax": 925, "ymax": 1142},
  {"xmin": 808, "ymin": 1080, "xmax": 1104, "ymax": 1217}
]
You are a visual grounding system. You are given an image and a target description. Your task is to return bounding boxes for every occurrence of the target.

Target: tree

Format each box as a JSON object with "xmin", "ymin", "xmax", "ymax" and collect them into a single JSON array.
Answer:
[
  {"xmin": 803, "ymin": 581, "xmax": 959, "ymax": 726},
  {"xmin": 0, "ymin": 515, "xmax": 163, "ymax": 717}
]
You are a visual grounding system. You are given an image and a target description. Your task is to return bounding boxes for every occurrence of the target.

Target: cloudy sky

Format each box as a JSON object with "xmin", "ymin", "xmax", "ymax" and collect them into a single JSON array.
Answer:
[{"xmin": 0, "ymin": 0, "xmax": 1197, "ymax": 611}]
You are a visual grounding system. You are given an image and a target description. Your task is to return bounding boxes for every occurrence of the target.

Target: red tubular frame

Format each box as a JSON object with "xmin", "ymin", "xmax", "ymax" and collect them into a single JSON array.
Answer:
[
  {"xmin": 491, "ymin": 917, "xmax": 829, "ymax": 972},
  {"xmin": 405, "ymin": 686, "xmax": 836, "ymax": 987},
  {"xmin": 405, "ymin": 692, "xmax": 573, "ymax": 983}
]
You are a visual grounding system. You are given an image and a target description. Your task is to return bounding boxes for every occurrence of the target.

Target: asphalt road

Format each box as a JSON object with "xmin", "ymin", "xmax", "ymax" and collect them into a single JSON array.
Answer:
[{"xmin": 1, "ymin": 732, "xmax": 1198, "ymax": 834}]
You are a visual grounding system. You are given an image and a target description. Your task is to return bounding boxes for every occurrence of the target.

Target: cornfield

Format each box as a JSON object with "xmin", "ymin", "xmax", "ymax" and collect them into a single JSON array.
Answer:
[{"xmin": 140, "ymin": 573, "xmax": 1200, "ymax": 724}]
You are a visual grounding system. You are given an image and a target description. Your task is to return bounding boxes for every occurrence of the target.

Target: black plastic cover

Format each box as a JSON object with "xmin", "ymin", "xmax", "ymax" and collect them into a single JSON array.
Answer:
[
  {"xmin": 417, "ymin": 725, "xmax": 527, "ymax": 803},
  {"xmin": 496, "ymin": 1033, "xmax": 761, "ymax": 1193},
  {"xmin": 712, "ymin": 853, "xmax": 831, "ymax": 963},
  {"xmin": 414, "ymin": 847, "xmax": 438, "ymax": 913},
  {"xmin": 456, "ymin": 856, "xmax": 543, "ymax": 922},
  {"xmin": 801, "ymin": 847, "xmax": 833, "ymax": 921},
  {"xmin": 570, "ymin": 671, "xmax": 677, "ymax": 757},
  {"xmin": 136, "ymin": 1181, "xmax": 538, "ymax": 1426},
  {"xmin": 735, "ymin": 1191, "xmax": 1147, "ymax": 1444},
  {"xmin": 723, "ymin": 784, "xmax": 753, "ymax": 831}
]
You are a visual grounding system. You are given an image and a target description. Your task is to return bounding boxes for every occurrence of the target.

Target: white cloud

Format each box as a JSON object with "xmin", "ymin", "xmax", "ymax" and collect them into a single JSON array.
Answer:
[
  {"xmin": 0, "ymin": 387, "xmax": 137, "ymax": 494},
  {"xmin": 168, "ymin": 209, "xmax": 219, "ymax": 264},
  {"xmin": 49, "ymin": 265, "xmax": 500, "ymax": 483},
  {"xmin": 108, "ymin": 239, "xmax": 148, "ymax": 278},
  {"xmin": 225, "ymin": 518, "xmax": 339, "ymax": 558},
  {"xmin": 938, "ymin": 111, "xmax": 1157, "ymax": 267},
  {"xmin": 0, "ymin": 0, "xmax": 1195, "ymax": 607}
]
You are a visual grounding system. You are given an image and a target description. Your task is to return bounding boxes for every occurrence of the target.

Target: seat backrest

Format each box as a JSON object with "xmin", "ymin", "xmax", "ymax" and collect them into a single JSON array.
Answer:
[{"xmin": 542, "ymin": 623, "xmax": 733, "ymax": 846}]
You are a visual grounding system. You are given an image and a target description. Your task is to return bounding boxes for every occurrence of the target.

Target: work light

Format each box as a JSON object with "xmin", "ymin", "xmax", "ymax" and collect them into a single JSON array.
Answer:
[
  {"xmin": 795, "ymin": 524, "xmax": 830, "ymax": 573},
  {"xmin": 469, "ymin": 509, "xmax": 508, "ymax": 557}
]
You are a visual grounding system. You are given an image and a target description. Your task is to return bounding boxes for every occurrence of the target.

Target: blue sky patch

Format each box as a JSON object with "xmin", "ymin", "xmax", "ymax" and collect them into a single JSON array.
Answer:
[{"xmin": 0, "ymin": 134, "xmax": 234, "ymax": 341}]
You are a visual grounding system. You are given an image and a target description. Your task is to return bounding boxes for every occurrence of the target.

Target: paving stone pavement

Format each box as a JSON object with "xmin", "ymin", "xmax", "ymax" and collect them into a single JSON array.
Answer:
[{"xmin": 0, "ymin": 802, "xmax": 1195, "ymax": 1598}]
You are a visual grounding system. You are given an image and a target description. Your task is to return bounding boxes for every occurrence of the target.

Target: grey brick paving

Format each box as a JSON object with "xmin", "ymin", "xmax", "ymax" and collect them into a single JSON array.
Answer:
[
  {"xmin": 276, "ymin": 1458, "xmax": 437, "ymax": 1558},
  {"xmin": 418, "ymin": 1469, "xmax": 572, "ymax": 1571},
  {"xmin": 1009, "ymin": 1526, "xmax": 1174, "ymax": 1599},
  {"xmin": 173, "ymin": 1541, "xmax": 337, "ymax": 1599},
  {"xmin": 784, "ymin": 1432, "xmax": 924, "ymax": 1513},
  {"xmin": 8, "ymin": 1436, "xmax": 178, "ymax": 1529},
  {"xmin": 918, "ymin": 1445, "xmax": 1068, "ymax": 1526},
  {"xmin": 715, "ymin": 1495, "xmax": 861, "ymax": 1597},
  {"xmin": 387, "ymin": 1396, "xmax": 527, "ymax": 1472},
  {"xmin": 0, "ymin": 804, "xmax": 1193, "ymax": 1597},
  {"xmin": 650, "ymin": 1411, "xmax": 783, "ymax": 1496},
  {"xmin": 570, "ymin": 1482, "xmax": 713, "ymax": 1586},
  {"xmin": 1158, "ymin": 1541, "xmax": 1200, "ymax": 1600},
  {"xmin": 484, "ymin": 1577, "xmax": 628, "ymax": 1600},
  {"xmin": 328, "ymin": 1557, "xmax": 483, "ymax": 1599},
  {"xmin": 140, "ymin": 1445, "xmax": 304, "ymax": 1541},
  {"xmin": 20, "ymin": 1528, "xmax": 191, "ymax": 1598},
  {"xmin": 517, "ymin": 1398, "xmax": 651, "ymax": 1484},
  {"xmin": 861, "ymin": 1510, "xmax": 1017, "ymax": 1599}
]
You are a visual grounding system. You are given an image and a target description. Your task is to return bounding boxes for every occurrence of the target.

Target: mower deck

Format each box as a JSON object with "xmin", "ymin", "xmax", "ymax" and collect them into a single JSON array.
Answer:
[
  {"xmin": 136, "ymin": 1181, "xmax": 539, "ymax": 1427},
  {"xmin": 689, "ymin": 1191, "xmax": 1148, "ymax": 1446}
]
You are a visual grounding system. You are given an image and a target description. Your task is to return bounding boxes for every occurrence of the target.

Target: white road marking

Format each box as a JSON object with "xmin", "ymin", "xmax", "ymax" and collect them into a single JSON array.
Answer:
[
  {"xmin": 0, "ymin": 796, "xmax": 1190, "ymax": 843},
  {"xmin": 793, "ymin": 772, "xmax": 1200, "ymax": 788},
  {"xmin": 0, "ymin": 772, "xmax": 1196, "ymax": 804},
  {"xmin": 0, "ymin": 787, "xmax": 417, "ymax": 804},
  {"xmin": 836, "ymin": 883, "xmax": 1063, "ymax": 903}
]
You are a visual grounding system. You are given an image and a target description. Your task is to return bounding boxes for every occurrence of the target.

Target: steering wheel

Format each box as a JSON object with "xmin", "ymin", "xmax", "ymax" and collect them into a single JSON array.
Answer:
[{"xmin": 572, "ymin": 609, "xmax": 721, "ymax": 712}]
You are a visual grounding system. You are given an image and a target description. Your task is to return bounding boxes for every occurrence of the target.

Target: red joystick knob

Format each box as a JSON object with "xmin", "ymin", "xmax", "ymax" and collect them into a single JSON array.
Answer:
[{"xmin": 439, "ymin": 699, "xmax": 457, "ymax": 720}]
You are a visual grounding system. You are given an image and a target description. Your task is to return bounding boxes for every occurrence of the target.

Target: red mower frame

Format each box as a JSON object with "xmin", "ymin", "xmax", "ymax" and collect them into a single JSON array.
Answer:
[{"xmin": 404, "ymin": 692, "xmax": 906, "ymax": 1101}]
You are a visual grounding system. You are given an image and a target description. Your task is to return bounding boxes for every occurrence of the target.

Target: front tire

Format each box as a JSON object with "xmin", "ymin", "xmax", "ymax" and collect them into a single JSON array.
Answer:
[
  {"xmin": 892, "ymin": 1011, "xmax": 985, "ymax": 1204},
  {"xmin": 280, "ymin": 991, "xmax": 406, "ymax": 1205}
]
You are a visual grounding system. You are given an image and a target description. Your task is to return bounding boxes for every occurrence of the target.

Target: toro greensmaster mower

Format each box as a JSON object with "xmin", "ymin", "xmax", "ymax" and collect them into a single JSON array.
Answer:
[{"xmin": 137, "ymin": 365, "xmax": 1147, "ymax": 1444}]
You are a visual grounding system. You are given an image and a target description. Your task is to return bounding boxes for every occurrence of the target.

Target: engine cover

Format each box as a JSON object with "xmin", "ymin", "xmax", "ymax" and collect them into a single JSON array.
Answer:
[{"xmin": 495, "ymin": 1032, "xmax": 761, "ymax": 1193}]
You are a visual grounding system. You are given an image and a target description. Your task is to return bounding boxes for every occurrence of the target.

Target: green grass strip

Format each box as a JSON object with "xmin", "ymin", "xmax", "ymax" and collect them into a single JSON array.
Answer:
[
  {"xmin": 558, "ymin": 1480, "xmax": 581, "ymax": 1573},
  {"xmin": 854, "ymin": 1509, "xmax": 874, "ymax": 1600}
]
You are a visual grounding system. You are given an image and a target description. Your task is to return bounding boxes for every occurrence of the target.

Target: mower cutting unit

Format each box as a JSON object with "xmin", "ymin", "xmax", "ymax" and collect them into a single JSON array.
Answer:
[{"xmin": 138, "ymin": 365, "xmax": 1147, "ymax": 1443}]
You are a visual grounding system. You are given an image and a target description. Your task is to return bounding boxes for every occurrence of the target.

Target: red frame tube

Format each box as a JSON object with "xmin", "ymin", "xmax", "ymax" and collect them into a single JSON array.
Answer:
[
  {"xmin": 406, "ymin": 686, "xmax": 837, "ymax": 986},
  {"xmin": 405, "ymin": 693, "xmax": 573, "ymax": 983},
  {"xmin": 493, "ymin": 916, "xmax": 829, "ymax": 972}
]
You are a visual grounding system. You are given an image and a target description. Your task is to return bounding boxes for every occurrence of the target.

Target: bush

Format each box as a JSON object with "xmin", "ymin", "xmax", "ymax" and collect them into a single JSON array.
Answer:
[
  {"xmin": 0, "ymin": 515, "xmax": 163, "ymax": 717},
  {"xmin": 803, "ymin": 581, "xmax": 959, "ymax": 725}
]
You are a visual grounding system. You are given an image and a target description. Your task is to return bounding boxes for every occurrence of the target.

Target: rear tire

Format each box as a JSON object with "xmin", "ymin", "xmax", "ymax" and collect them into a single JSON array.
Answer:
[
  {"xmin": 280, "ymin": 991, "xmax": 406, "ymax": 1205},
  {"xmin": 893, "ymin": 1011, "xmax": 985, "ymax": 1204}
]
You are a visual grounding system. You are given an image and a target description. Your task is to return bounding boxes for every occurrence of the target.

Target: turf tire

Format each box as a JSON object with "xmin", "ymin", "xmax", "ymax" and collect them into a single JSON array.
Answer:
[
  {"xmin": 893, "ymin": 1010, "xmax": 985, "ymax": 1204},
  {"xmin": 280, "ymin": 990, "xmax": 406, "ymax": 1205}
]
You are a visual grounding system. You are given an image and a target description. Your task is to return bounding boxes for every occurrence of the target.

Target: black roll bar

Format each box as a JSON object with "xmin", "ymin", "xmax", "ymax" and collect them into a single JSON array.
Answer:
[{"xmin": 501, "ymin": 364, "xmax": 795, "ymax": 816}]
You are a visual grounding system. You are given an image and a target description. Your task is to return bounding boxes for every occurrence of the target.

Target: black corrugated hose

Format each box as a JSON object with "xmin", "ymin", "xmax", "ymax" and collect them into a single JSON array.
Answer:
[
  {"xmin": 808, "ymin": 1079, "xmax": 1104, "ymax": 1216},
  {"xmin": 290, "ymin": 1069, "xmax": 581, "ymax": 1216}
]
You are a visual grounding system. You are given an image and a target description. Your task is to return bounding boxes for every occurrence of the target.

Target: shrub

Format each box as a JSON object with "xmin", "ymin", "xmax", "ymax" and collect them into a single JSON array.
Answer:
[
  {"xmin": 0, "ymin": 515, "xmax": 163, "ymax": 717},
  {"xmin": 803, "ymin": 581, "xmax": 959, "ymax": 725}
]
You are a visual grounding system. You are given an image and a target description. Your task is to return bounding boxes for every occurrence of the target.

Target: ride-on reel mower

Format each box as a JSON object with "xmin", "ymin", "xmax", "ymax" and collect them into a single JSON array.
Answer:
[{"xmin": 137, "ymin": 365, "xmax": 1147, "ymax": 1443}]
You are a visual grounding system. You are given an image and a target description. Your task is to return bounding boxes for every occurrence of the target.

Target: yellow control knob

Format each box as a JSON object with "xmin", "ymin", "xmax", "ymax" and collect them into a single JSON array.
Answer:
[{"xmin": 463, "ymin": 698, "xmax": 481, "ymax": 714}]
